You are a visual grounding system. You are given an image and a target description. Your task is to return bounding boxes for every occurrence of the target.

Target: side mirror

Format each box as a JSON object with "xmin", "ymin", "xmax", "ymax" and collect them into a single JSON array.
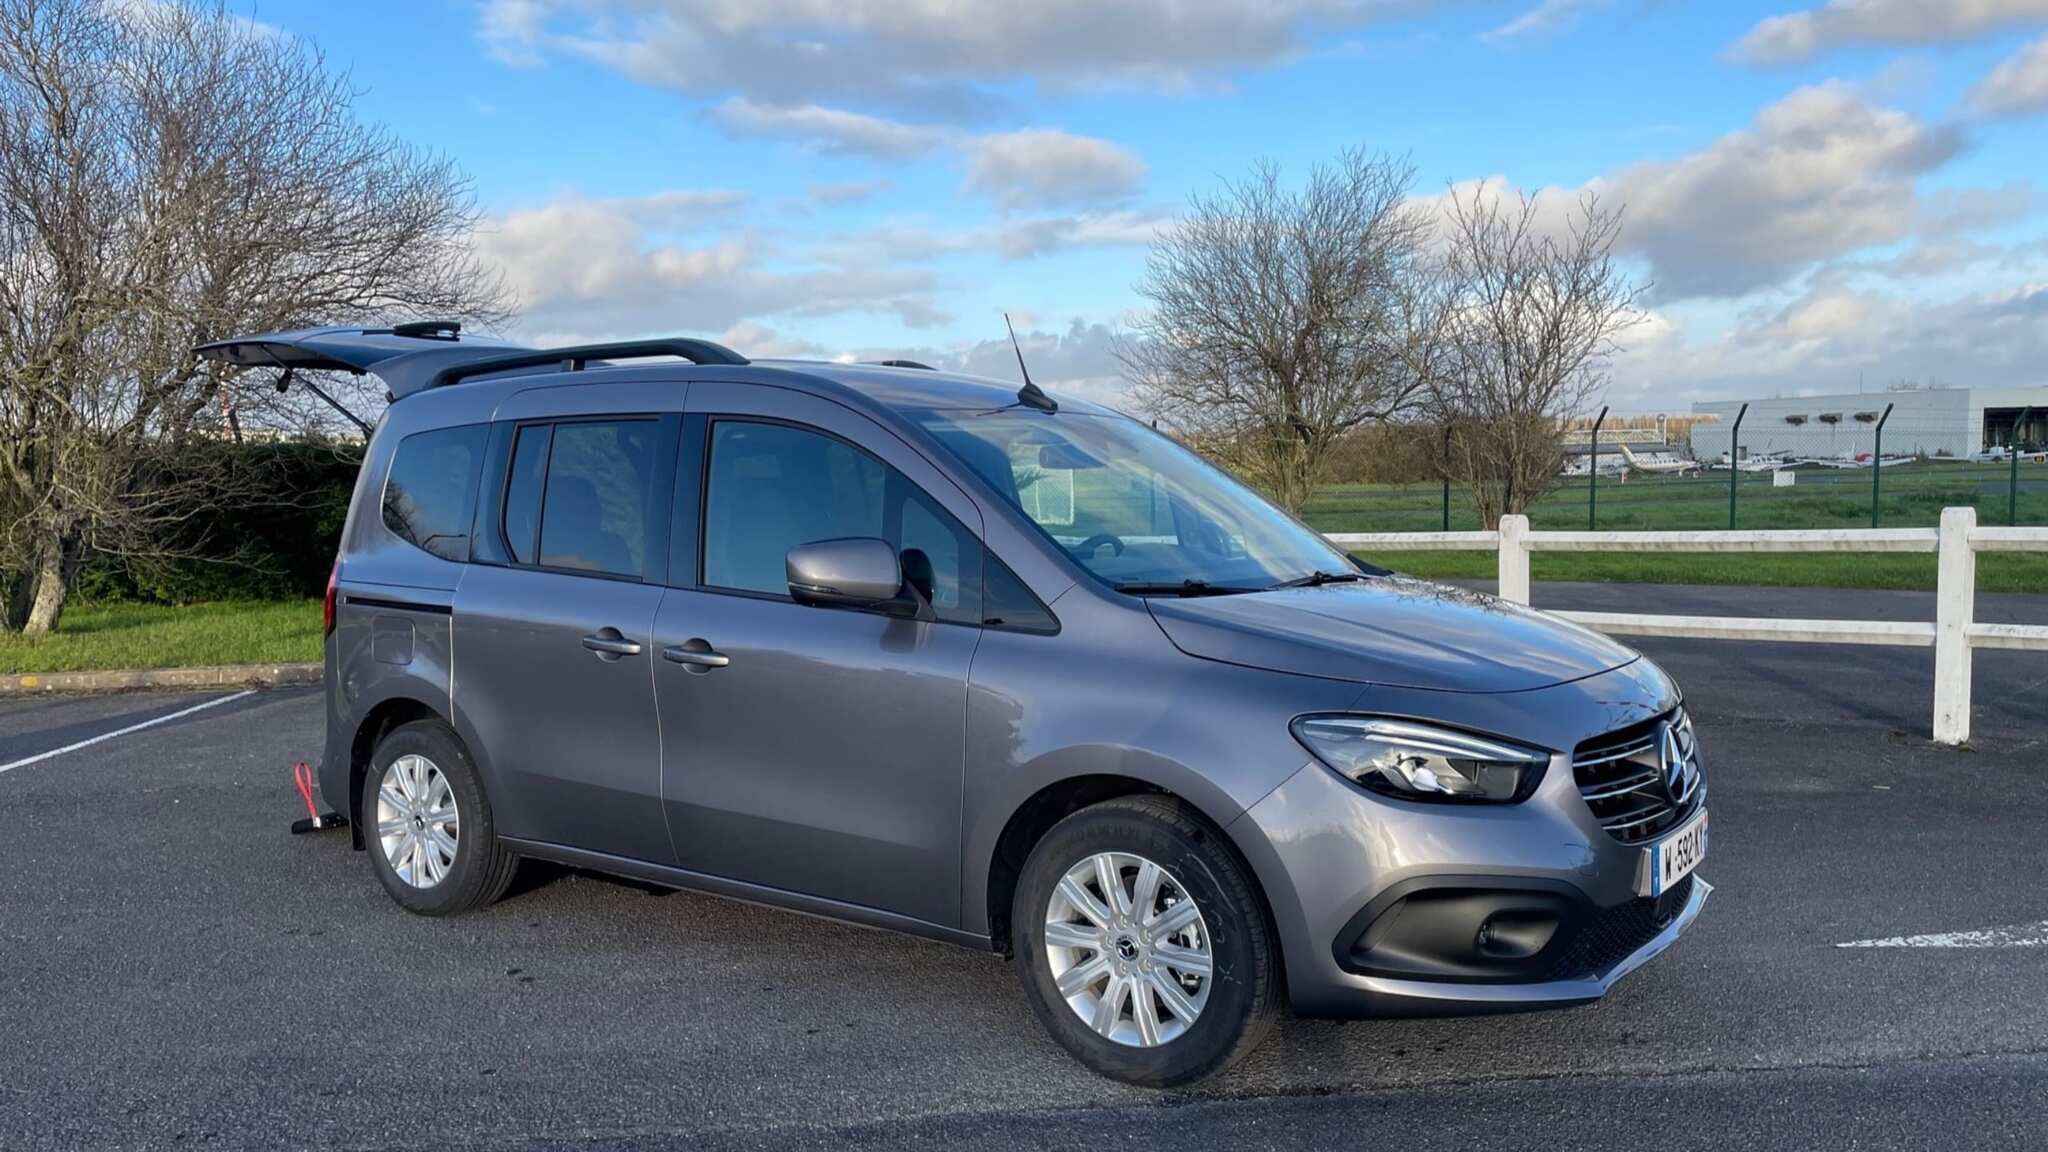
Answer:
[{"xmin": 786, "ymin": 538, "xmax": 932, "ymax": 621}]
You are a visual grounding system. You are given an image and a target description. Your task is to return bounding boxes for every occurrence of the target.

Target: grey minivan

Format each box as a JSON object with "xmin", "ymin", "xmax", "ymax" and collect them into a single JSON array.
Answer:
[{"xmin": 200, "ymin": 324, "xmax": 1709, "ymax": 1087}]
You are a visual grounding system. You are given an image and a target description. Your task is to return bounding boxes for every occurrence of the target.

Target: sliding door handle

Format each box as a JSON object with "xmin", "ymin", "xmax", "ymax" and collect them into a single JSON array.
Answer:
[
  {"xmin": 582, "ymin": 630, "xmax": 643, "ymax": 658},
  {"xmin": 662, "ymin": 641, "xmax": 730, "ymax": 670}
]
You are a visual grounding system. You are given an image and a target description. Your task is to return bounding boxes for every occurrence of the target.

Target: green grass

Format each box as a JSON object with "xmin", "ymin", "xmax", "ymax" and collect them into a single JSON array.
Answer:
[
  {"xmin": 1304, "ymin": 461, "xmax": 2048, "ymax": 534},
  {"xmin": 4, "ymin": 459, "xmax": 2043, "ymax": 677},
  {"xmin": 1356, "ymin": 550, "xmax": 2048, "ymax": 595},
  {"xmin": 0, "ymin": 599, "xmax": 323, "ymax": 675},
  {"xmin": 1303, "ymin": 459, "xmax": 2048, "ymax": 593}
]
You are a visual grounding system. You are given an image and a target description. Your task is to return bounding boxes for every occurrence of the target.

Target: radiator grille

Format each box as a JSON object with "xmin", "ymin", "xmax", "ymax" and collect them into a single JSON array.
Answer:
[{"xmin": 1572, "ymin": 709, "xmax": 1703, "ymax": 846}]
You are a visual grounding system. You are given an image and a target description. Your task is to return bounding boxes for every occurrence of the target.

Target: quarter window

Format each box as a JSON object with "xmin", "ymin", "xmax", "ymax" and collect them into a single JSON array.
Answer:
[
  {"xmin": 701, "ymin": 420, "xmax": 980, "ymax": 623},
  {"xmin": 502, "ymin": 424, "xmax": 550, "ymax": 565},
  {"xmin": 383, "ymin": 424, "xmax": 488, "ymax": 562}
]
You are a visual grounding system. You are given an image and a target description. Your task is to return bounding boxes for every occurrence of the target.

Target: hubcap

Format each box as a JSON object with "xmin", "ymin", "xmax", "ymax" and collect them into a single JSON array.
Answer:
[
  {"xmin": 375, "ymin": 754, "xmax": 458, "ymax": 889},
  {"xmin": 1043, "ymin": 851, "xmax": 1213, "ymax": 1048}
]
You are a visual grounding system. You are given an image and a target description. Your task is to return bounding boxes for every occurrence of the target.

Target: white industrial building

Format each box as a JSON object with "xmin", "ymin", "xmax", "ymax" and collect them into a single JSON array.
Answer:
[{"xmin": 1690, "ymin": 387, "xmax": 2048, "ymax": 462}]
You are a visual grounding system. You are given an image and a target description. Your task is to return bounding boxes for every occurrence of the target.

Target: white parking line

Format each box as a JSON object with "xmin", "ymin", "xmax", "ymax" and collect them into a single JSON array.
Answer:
[
  {"xmin": 0, "ymin": 690, "xmax": 255, "ymax": 776},
  {"xmin": 1836, "ymin": 922, "xmax": 2048, "ymax": 949}
]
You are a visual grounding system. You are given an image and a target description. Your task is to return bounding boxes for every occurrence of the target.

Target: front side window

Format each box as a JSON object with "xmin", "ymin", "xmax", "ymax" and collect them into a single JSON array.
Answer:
[
  {"xmin": 918, "ymin": 410, "xmax": 1355, "ymax": 591},
  {"xmin": 383, "ymin": 424, "xmax": 488, "ymax": 562},
  {"xmin": 701, "ymin": 420, "xmax": 979, "ymax": 622},
  {"xmin": 525, "ymin": 419, "xmax": 661, "ymax": 579}
]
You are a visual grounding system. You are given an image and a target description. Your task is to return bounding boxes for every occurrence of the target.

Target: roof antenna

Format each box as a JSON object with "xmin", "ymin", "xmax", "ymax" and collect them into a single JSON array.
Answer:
[{"xmin": 1005, "ymin": 313, "xmax": 1056, "ymax": 413}]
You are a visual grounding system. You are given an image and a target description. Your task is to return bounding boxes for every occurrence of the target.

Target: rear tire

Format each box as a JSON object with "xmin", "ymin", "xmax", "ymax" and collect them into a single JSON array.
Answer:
[
  {"xmin": 361, "ymin": 720, "xmax": 518, "ymax": 916},
  {"xmin": 1012, "ymin": 795, "xmax": 1280, "ymax": 1087}
]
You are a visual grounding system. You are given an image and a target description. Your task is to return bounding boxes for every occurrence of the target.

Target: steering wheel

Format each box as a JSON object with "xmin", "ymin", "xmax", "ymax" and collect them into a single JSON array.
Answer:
[{"xmin": 1074, "ymin": 533, "xmax": 1126, "ymax": 557}]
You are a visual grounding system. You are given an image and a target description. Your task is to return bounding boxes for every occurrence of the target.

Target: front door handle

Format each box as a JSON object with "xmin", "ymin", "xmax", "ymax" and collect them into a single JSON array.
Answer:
[
  {"xmin": 582, "ymin": 629, "xmax": 643, "ymax": 659},
  {"xmin": 662, "ymin": 640, "xmax": 730, "ymax": 670}
]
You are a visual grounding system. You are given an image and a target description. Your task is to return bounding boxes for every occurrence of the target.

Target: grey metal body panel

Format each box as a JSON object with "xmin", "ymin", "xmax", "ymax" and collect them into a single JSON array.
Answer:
[
  {"xmin": 955, "ymin": 587, "xmax": 1367, "ymax": 939},
  {"xmin": 1146, "ymin": 578, "xmax": 1641, "ymax": 692},
  {"xmin": 654, "ymin": 380, "xmax": 984, "ymax": 926},
  {"xmin": 654, "ymin": 588, "xmax": 977, "ymax": 923},
  {"xmin": 448, "ymin": 378, "xmax": 684, "ymax": 861},
  {"xmin": 313, "ymin": 350, "xmax": 1709, "ymax": 1021},
  {"xmin": 193, "ymin": 325, "xmax": 532, "ymax": 397},
  {"xmin": 453, "ymin": 567, "xmax": 670, "ymax": 861},
  {"xmin": 1226, "ymin": 657, "xmax": 1683, "ymax": 1016}
]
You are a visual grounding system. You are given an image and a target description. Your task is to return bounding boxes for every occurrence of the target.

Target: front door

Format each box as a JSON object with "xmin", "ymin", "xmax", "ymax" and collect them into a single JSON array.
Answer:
[
  {"xmin": 653, "ymin": 386, "xmax": 984, "ymax": 926},
  {"xmin": 452, "ymin": 386, "xmax": 681, "ymax": 864}
]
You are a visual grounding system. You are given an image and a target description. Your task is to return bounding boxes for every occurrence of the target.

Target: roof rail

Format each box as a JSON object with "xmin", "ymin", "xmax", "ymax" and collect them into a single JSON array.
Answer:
[{"xmin": 424, "ymin": 338, "xmax": 750, "ymax": 391}]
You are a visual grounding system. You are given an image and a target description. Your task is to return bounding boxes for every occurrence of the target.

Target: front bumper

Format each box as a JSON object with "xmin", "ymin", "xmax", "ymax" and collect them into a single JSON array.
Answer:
[
  {"xmin": 1330, "ymin": 877, "xmax": 1709, "ymax": 1017},
  {"xmin": 1230, "ymin": 739, "xmax": 1709, "ymax": 1020}
]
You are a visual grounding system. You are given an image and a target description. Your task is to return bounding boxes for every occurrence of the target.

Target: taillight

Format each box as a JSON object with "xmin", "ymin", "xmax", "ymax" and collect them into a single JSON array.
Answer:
[{"xmin": 323, "ymin": 562, "xmax": 338, "ymax": 637}]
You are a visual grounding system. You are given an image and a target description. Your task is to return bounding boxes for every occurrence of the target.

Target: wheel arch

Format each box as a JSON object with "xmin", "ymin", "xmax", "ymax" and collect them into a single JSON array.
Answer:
[
  {"xmin": 977, "ymin": 769, "xmax": 1281, "ymax": 980},
  {"xmin": 346, "ymin": 696, "xmax": 450, "ymax": 849}
]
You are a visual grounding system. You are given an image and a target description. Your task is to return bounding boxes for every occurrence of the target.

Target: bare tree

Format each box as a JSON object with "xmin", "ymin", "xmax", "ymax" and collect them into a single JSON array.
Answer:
[
  {"xmin": 0, "ymin": 0, "xmax": 506, "ymax": 632},
  {"xmin": 1120, "ymin": 149, "xmax": 1435, "ymax": 512},
  {"xmin": 1422, "ymin": 186, "xmax": 1644, "ymax": 528}
]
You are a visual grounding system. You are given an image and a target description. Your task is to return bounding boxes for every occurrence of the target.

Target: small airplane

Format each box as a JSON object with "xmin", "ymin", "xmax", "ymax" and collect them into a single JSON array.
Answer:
[
  {"xmin": 1560, "ymin": 454, "xmax": 1627, "ymax": 478},
  {"xmin": 1708, "ymin": 451, "xmax": 1790, "ymax": 474},
  {"xmin": 1617, "ymin": 444, "xmax": 1703, "ymax": 476},
  {"xmin": 1969, "ymin": 446, "xmax": 2048, "ymax": 464},
  {"xmin": 1805, "ymin": 453, "xmax": 1914, "ymax": 469}
]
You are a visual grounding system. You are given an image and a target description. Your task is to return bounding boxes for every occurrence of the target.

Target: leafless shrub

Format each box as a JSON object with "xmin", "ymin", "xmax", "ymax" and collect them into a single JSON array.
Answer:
[
  {"xmin": 1420, "ymin": 187, "xmax": 1645, "ymax": 527},
  {"xmin": 1119, "ymin": 149, "xmax": 1436, "ymax": 512},
  {"xmin": 0, "ymin": 0, "xmax": 506, "ymax": 631}
]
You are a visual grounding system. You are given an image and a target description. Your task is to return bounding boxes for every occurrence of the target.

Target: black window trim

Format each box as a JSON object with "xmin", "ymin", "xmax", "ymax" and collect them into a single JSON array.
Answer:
[
  {"xmin": 688, "ymin": 414, "xmax": 991, "ymax": 628},
  {"xmin": 483, "ymin": 412, "xmax": 681, "ymax": 586}
]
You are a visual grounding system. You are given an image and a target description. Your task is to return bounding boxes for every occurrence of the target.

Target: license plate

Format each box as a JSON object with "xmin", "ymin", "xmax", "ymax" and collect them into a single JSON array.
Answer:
[{"xmin": 1640, "ymin": 808, "xmax": 1708, "ymax": 897}]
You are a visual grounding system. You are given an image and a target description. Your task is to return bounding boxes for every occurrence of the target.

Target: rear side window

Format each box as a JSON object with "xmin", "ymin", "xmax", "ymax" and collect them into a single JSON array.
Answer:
[
  {"xmin": 537, "ymin": 420, "xmax": 662, "ymax": 579},
  {"xmin": 383, "ymin": 424, "xmax": 488, "ymax": 562}
]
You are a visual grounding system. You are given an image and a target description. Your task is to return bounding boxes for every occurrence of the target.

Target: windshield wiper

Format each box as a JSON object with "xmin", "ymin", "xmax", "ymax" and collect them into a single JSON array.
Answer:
[
  {"xmin": 1271, "ymin": 569, "xmax": 1365, "ymax": 589},
  {"xmin": 1113, "ymin": 580, "xmax": 1262, "ymax": 597}
]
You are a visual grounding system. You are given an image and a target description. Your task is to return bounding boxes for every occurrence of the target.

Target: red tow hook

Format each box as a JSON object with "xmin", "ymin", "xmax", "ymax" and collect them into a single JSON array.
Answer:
[{"xmin": 290, "ymin": 761, "xmax": 349, "ymax": 834}]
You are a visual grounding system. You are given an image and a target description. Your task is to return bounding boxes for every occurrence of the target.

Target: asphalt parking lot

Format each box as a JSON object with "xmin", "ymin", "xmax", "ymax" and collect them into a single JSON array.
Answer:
[{"xmin": 3, "ymin": 584, "xmax": 2046, "ymax": 1150}]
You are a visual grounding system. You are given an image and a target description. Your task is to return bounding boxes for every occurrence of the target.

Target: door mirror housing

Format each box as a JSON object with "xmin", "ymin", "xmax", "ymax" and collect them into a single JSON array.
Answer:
[{"xmin": 786, "ymin": 538, "xmax": 933, "ymax": 620}]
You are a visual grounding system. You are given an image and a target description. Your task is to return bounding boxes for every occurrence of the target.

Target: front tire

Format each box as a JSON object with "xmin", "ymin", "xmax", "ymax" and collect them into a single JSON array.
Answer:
[
  {"xmin": 1012, "ymin": 795, "xmax": 1280, "ymax": 1087},
  {"xmin": 362, "ymin": 720, "xmax": 518, "ymax": 916}
]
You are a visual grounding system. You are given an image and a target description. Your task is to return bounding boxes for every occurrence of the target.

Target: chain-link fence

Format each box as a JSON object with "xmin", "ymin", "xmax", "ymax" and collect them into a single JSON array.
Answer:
[{"xmin": 1301, "ymin": 412, "xmax": 2048, "ymax": 535}]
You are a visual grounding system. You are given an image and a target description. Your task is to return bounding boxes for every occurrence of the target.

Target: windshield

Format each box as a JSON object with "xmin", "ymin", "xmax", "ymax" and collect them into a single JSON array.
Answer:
[{"xmin": 917, "ymin": 408, "xmax": 1357, "ymax": 591}]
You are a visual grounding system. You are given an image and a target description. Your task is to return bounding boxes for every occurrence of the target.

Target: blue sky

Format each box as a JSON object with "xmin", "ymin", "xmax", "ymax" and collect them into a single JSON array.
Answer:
[{"xmin": 247, "ymin": 0, "xmax": 2048, "ymax": 412}]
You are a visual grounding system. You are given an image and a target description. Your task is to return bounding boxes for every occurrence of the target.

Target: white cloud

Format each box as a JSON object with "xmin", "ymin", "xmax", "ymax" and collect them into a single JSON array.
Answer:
[
  {"xmin": 1424, "ymin": 85, "xmax": 1974, "ymax": 301},
  {"xmin": 1605, "ymin": 83, "xmax": 1964, "ymax": 299},
  {"xmin": 711, "ymin": 99, "xmax": 947, "ymax": 158},
  {"xmin": 1971, "ymin": 34, "xmax": 2048, "ymax": 117},
  {"xmin": 860, "ymin": 320, "xmax": 1134, "ymax": 405},
  {"xmin": 478, "ymin": 0, "xmax": 1458, "ymax": 113},
  {"xmin": 1730, "ymin": 0, "xmax": 2048, "ymax": 65},
  {"xmin": 963, "ymin": 130, "xmax": 1148, "ymax": 212},
  {"xmin": 476, "ymin": 192, "xmax": 948, "ymax": 340},
  {"xmin": 1611, "ymin": 278, "xmax": 2048, "ymax": 405},
  {"xmin": 822, "ymin": 208, "xmax": 1172, "ymax": 265},
  {"xmin": 478, "ymin": 0, "xmax": 550, "ymax": 67},
  {"xmin": 1488, "ymin": 0, "xmax": 1613, "ymax": 41}
]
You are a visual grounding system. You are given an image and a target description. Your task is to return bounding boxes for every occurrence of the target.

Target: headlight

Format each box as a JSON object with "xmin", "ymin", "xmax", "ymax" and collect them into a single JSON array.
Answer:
[{"xmin": 1290, "ymin": 715, "xmax": 1549, "ymax": 803}]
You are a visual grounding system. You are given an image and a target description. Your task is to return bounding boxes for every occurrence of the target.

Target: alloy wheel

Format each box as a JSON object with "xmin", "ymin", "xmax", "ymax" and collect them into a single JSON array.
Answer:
[
  {"xmin": 375, "ymin": 753, "xmax": 459, "ymax": 888},
  {"xmin": 1043, "ymin": 851, "xmax": 1213, "ymax": 1047}
]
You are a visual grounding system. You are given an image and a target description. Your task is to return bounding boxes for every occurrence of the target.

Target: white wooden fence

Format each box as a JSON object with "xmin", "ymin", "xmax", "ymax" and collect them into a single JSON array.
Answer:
[{"xmin": 1328, "ymin": 507, "xmax": 2048, "ymax": 746}]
